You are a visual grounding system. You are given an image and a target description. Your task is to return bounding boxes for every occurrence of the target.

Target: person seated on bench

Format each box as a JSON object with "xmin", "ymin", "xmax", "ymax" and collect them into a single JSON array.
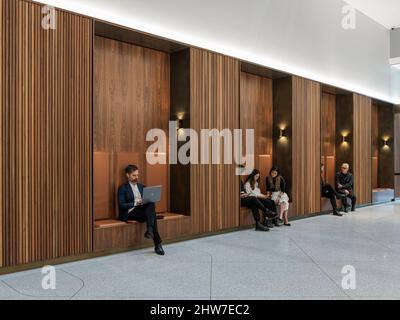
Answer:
[
  {"xmin": 118, "ymin": 164, "xmax": 165, "ymax": 256},
  {"xmin": 244, "ymin": 169, "xmax": 281, "ymax": 228},
  {"xmin": 321, "ymin": 163, "xmax": 344, "ymax": 217},
  {"xmin": 335, "ymin": 163, "xmax": 357, "ymax": 213},
  {"xmin": 240, "ymin": 180, "xmax": 278, "ymax": 232},
  {"xmin": 266, "ymin": 167, "xmax": 291, "ymax": 227}
]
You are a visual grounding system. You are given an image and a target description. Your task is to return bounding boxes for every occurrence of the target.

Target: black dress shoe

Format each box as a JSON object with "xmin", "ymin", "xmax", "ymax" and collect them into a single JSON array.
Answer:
[
  {"xmin": 255, "ymin": 221, "xmax": 270, "ymax": 232},
  {"xmin": 264, "ymin": 220, "xmax": 274, "ymax": 228},
  {"xmin": 283, "ymin": 223, "xmax": 291, "ymax": 227},
  {"xmin": 265, "ymin": 211, "xmax": 278, "ymax": 219},
  {"xmin": 343, "ymin": 207, "xmax": 349, "ymax": 213},
  {"xmin": 351, "ymin": 207, "xmax": 356, "ymax": 212},
  {"xmin": 144, "ymin": 230, "xmax": 154, "ymax": 240},
  {"xmin": 333, "ymin": 212, "xmax": 343, "ymax": 217},
  {"xmin": 155, "ymin": 244, "xmax": 165, "ymax": 255}
]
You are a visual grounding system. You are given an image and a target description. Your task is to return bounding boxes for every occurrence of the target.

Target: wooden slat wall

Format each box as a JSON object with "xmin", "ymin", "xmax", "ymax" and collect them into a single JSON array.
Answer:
[
  {"xmin": 321, "ymin": 93, "xmax": 336, "ymax": 186},
  {"xmin": 240, "ymin": 72, "xmax": 273, "ymax": 192},
  {"xmin": 1, "ymin": 0, "xmax": 93, "ymax": 267},
  {"xmin": 190, "ymin": 48, "xmax": 240, "ymax": 233},
  {"xmin": 353, "ymin": 94, "xmax": 372, "ymax": 204},
  {"xmin": 292, "ymin": 77, "xmax": 321, "ymax": 216}
]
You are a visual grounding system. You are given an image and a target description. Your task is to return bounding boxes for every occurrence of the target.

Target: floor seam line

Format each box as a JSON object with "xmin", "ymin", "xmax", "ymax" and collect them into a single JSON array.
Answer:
[{"xmin": 288, "ymin": 235, "xmax": 352, "ymax": 299}]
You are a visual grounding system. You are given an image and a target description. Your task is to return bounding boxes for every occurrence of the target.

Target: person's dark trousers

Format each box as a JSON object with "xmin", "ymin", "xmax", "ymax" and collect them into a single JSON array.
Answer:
[
  {"xmin": 128, "ymin": 203, "xmax": 162, "ymax": 245},
  {"xmin": 257, "ymin": 198, "xmax": 280, "ymax": 226},
  {"xmin": 321, "ymin": 184, "xmax": 338, "ymax": 212},
  {"xmin": 241, "ymin": 197, "xmax": 277, "ymax": 222},
  {"xmin": 241, "ymin": 197, "xmax": 262, "ymax": 222},
  {"xmin": 259, "ymin": 198, "xmax": 277, "ymax": 214},
  {"xmin": 340, "ymin": 192, "xmax": 356, "ymax": 211}
]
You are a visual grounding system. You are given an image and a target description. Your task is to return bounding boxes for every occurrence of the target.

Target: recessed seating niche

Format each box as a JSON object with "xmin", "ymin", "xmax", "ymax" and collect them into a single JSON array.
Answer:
[
  {"xmin": 93, "ymin": 21, "xmax": 191, "ymax": 251},
  {"xmin": 371, "ymin": 100, "xmax": 395, "ymax": 203},
  {"xmin": 239, "ymin": 62, "xmax": 292, "ymax": 226},
  {"xmin": 320, "ymin": 86, "xmax": 354, "ymax": 211}
]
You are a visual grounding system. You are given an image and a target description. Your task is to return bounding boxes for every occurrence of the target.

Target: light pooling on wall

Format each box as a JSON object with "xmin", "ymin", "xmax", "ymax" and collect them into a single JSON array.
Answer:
[{"xmin": 34, "ymin": 0, "xmax": 400, "ymax": 104}]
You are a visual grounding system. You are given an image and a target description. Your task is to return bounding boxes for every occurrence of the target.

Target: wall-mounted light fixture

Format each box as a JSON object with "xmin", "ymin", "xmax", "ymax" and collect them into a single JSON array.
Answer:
[
  {"xmin": 383, "ymin": 137, "xmax": 390, "ymax": 149},
  {"xmin": 278, "ymin": 125, "xmax": 287, "ymax": 141},
  {"xmin": 340, "ymin": 131, "xmax": 350, "ymax": 146}
]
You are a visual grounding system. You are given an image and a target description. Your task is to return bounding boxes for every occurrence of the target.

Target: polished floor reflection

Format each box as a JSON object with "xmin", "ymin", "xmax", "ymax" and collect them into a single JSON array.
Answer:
[{"xmin": 0, "ymin": 202, "xmax": 399, "ymax": 300}]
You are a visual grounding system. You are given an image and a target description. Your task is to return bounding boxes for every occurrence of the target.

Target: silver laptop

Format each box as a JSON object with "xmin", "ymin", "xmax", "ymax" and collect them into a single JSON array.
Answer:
[{"xmin": 142, "ymin": 185, "xmax": 162, "ymax": 204}]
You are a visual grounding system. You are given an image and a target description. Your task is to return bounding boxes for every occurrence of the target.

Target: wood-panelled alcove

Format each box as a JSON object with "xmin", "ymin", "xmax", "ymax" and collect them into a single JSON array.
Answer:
[
  {"xmin": 92, "ymin": 22, "xmax": 241, "ymax": 251},
  {"xmin": 0, "ymin": 0, "xmax": 93, "ymax": 266},
  {"xmin": 321, "ymin": 87, "xmax": 373, "ymax": 207},
  {"xmin": 93, "ymin": 24, "xmax": 193, "ymax": 251},
  {"xmin": 371, "ymin": 100, "xmax": 395, "ymax": 203},
  {"xmin": 239, "ymin": 66, "xmax": 277, "ymax": 226},
  {"xmin": 240, "ymin": 62, "xmax": 322, "ymax": 222}
]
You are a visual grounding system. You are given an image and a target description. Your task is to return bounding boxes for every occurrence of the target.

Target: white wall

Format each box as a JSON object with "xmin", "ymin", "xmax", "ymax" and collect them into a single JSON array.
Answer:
[
  {"xmin": 36, "ymin": 0, "xmax": 400, "ymax": 104},
  {"xmin": 391, "ymin": 28, "xmax": 400, "ymax": 58}
]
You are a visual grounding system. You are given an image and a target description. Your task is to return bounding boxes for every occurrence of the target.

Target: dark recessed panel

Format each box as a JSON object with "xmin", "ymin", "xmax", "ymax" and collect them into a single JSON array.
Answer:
[
  {"xmin": 241, "ymin": 61, "xmax": 290, "ymax": 80},
  {"xmin": 95, "ymin": 20, "xmax": 188, "ymax": 53}
]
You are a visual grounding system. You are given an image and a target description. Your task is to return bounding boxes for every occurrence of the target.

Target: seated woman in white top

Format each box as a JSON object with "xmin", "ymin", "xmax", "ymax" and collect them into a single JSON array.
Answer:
[{"xmin": 266, "ymin": 166, "xmax": 291, "ymax": 226}]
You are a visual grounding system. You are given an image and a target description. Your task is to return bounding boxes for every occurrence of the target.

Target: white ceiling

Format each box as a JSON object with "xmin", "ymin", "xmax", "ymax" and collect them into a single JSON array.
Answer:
[{"xmin": 345, "ymin": 0, "xmax": 400, "ymax": 29}]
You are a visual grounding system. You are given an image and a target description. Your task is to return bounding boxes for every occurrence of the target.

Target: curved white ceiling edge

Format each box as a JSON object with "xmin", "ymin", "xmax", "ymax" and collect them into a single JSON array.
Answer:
[{"xmin": 33, "ymin": 0, "xmax": 400, "ymax": 105}]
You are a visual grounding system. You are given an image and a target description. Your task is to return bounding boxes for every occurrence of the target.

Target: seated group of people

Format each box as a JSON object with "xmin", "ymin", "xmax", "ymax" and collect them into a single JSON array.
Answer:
[
  {"xmin": 117, "ymin": 162, "xmax": 358, "ymax": 254},
  {"xmin": 242, "ymin": 163, "xmax": 357, "ymax": 232},
  {"xmin": 241, "ymin": 167, "xmax": 291, "ymax": 232}
]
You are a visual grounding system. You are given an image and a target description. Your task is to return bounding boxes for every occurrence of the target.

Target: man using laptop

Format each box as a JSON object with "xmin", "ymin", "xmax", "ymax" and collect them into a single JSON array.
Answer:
[{"xmin": 118, "ymin": 164, "xmax": 165, "ymax": 255}]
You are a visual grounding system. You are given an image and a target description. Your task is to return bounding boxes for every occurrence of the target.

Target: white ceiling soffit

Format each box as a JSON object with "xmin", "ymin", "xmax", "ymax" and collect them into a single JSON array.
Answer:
[
  {"xmin": 345, "ymin": 0, "xmax": 400, "ymax": 29},
  {"xmin": 32, "ymin": 0, "xmax": 400, "ymax": 104}
]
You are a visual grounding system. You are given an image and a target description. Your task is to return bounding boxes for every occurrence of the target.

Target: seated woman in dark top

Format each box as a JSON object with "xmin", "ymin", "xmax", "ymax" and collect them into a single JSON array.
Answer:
[{"xmin": 266, "ymin": 166, "xmax": 291, "ymax": 226}]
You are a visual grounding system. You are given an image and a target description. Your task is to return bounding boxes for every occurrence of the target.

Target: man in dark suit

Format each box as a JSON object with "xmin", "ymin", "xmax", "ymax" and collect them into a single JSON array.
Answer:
[
  {"xmin": 118, "ymin": 164, "xmax": 164, "ymax": 255},
  {"xmin": 335, "ymin": 163, "xmax": 357, "ymax": 213}
]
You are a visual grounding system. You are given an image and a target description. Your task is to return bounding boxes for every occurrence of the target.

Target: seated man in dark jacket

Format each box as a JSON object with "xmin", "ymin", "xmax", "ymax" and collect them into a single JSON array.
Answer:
[
  {"xmin": 240, "ymin": 180, "xmax": 278, "ymax": 231},
  {"xmin": 321, "ymin": 163, "xmax": 344, "ymax": 216},
  {"xmin": 335, "ymin": 163, "xmax": 357, "ymax": 213},
  {"xmin": 118, "ymin": 164, "xmax": 164, "ymax": 255}
]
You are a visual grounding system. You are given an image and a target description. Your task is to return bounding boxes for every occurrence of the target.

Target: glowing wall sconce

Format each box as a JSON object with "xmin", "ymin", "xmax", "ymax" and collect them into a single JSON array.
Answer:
[
  {"xmin": 382, "ymin": 137, "xmax": 390, "ymax": 150},
  {"xmin": 340, "ymin": 131, "xmax": 350, "ymax": 147},
  {"xmin": 278, "ymin": 124, "xmax": 288, "ymax": 141}
]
